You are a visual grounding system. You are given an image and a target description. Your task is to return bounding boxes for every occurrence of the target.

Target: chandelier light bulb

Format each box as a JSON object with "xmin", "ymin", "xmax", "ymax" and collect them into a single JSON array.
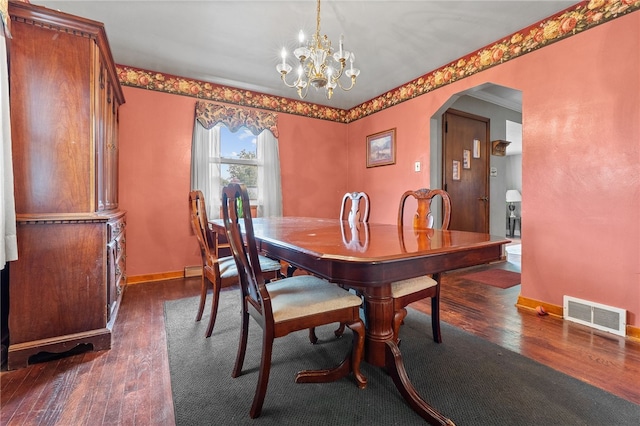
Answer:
[{"xmin": 277, "ymin": 47, "xmax": 292, "ymax": 75}]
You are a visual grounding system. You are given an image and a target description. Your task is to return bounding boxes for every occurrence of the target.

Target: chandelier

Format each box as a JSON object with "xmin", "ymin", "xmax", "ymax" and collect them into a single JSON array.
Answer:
[{"xmin": 276, "ymin": 0, "xmax": 360, "ymax": 100}]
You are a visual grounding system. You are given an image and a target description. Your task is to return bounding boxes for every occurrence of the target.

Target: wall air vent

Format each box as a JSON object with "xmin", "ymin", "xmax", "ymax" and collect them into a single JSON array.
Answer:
[{"xmin": 563, "ymin": 296, "xmax": 626, "ymax": 337}]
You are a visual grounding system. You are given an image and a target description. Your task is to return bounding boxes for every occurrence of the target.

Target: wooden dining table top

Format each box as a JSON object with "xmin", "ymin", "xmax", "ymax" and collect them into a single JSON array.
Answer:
[
  {"xmin": 213, "ymin": 216, "xmax": 507, "ymax": 288},
  {"xmin": 249, "ymin": 216, "xmax": 502, "ymax": 256}
]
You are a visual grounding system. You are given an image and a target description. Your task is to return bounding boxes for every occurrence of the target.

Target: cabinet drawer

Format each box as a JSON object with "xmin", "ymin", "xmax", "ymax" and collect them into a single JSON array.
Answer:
[{"xmin": 109, "ymin": 217, "xmax": 126, "ymax": 240}]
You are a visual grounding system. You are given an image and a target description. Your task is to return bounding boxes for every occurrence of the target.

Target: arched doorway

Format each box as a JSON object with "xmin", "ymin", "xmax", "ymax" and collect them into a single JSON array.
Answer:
[{"xmin": 430, "ymin": 83, "xmax": 522, "ymax": 262}]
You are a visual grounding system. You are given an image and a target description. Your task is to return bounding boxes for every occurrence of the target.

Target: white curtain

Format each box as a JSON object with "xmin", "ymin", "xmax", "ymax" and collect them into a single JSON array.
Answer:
[
  {"xmin": 191, "ymin": 121, "xmax": 221, "ymax": 219},
  {"xmin": 257, "ymin": 130, "xmax": 282, "ymax": 217},
  {"xmin": 1, "ymin": 26, "xmax": 18, "ymax": 269},
  {"xmin": 191, "ymin": 122, "xmax": 282, "ymax": 219}
]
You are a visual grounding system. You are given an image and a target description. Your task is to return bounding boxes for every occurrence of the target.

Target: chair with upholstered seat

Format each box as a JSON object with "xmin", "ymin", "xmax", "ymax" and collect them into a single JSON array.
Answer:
[
  {"xmin": 222, "ymin": 183, "xmax": 367, "ymax": 418},
  {"xmin": 307, "ymin": 191, "xmax": 370, "ymax": 343},
  {"xmin": 189, "ymin": 190, "xmax": 281, "ymax": 338},
  {"xmin": 392, "ymin": 188, "xmax": 452, "ymax": 344}
]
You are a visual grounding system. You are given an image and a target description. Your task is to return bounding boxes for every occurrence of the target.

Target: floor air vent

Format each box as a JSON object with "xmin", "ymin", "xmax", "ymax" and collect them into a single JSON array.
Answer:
[{"xmin": 563, "ymin": 296, "xmax": 626, "ymax": 337}]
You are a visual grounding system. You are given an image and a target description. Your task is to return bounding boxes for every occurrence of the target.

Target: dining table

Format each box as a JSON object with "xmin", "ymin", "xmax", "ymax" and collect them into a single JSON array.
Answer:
[{"xmin": 210, "ymin": 216, "xmax": 508, "ymax": 425}]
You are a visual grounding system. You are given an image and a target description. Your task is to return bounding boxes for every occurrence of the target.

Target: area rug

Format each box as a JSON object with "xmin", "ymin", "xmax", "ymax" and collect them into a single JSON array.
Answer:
[
  {"xmin": 459, "ymin": 268, "xmax": 521, "ymax": 289},
  {"xmin": 164, "ymin": 291, "xmax": 639, "ymax": 425}
]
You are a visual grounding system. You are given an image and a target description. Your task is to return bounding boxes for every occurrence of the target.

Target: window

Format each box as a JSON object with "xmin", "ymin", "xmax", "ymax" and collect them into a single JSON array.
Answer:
[
  {"xmin": 219, "ymin": 125, "xmax": 259, "ymax": 201},
  {"xmin": 191, "ymin": 104, "xmax": 282, "ymax": 220}
]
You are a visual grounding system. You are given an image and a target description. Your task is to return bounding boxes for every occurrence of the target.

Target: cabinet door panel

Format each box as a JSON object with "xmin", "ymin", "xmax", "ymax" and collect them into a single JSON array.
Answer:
[
  {"xmin": 10, "ymin": 24, "xmax": 93, "ymax": 214},
  {"xmin": 9, "ymin": 223, "xmax": 107, "ymax": 344}
]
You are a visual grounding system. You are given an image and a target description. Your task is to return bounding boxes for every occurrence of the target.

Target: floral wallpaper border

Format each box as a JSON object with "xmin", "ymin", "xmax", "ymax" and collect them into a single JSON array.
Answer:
[{"xmin": 117, "ymin": 0, "xmax": 639, "ymax": 124}]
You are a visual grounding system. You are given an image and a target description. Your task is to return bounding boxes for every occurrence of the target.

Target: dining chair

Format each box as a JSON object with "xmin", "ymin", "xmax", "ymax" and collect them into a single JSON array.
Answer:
[
  {"xmin": 222, "ymin": 183, "xmax": 366, "ymax": 418},
  {"xmin": 392, "ymin": 188, "xmax": 452, "ymax": 344},
  {"xmin": 340, "ymin": 191, "xmax": 370, "ymax": 225},
  {"xmin": 188, "ymin": 190, "xmax": 281, "ymax": 338},
  {"xmin": 308, "ymin": 191, "xmax": 371, "ymax": 343}
]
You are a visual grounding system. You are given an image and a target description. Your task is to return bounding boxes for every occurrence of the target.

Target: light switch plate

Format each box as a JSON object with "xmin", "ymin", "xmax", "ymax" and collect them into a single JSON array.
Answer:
[{"xmin": 414, "ymin": 161, "xmax": 421, "ymax": 172}]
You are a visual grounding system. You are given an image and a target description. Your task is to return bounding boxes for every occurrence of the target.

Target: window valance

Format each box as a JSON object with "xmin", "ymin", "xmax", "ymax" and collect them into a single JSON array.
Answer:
[{"xmin": 195, "ymin": 101, "xmax": 278, "ymax": 138}]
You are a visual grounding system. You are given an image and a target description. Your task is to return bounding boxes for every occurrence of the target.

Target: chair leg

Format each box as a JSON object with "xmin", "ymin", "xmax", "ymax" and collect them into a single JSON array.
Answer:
[
  {"xmin": 308, "ymin": 327, "xmax": 318, "ymax": 344},
  {"xmin": 392, "ymin": 307, "xmax": 408, "ymax": 344},
  {"xmin": 232, "ymin": 301, "xmax": 250, "ymax": 379},
  {"xmin": 431, "ymin": 283, "xmax": 442, "ymax": 344},
  {"xmin": 286, "ymin": 264, "xmax": 298, "ymax": 277},
  {"xmin": 347, "ymin": 319, "xmax": 367, "ymax": 389},
  {"xmin": 333, "ymin": 290, "xmax": 357, "ymax": 338},
  {"xmin": 309, "ymin": 322, "xmax": 345, "ymax": 343},
  {"xmin": 195, "ymin": 275, "xmax": 208, "ymax": 322},
  {"xmin": 250, "ymin": 333, "xmax": 274, "ymax": 419},
  {"xmin": 205, "ymin": 276, "xmax": 221, "ymax": 338}
]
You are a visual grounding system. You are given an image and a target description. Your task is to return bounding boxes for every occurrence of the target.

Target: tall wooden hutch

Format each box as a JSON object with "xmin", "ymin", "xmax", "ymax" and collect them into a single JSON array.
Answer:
[{"xmin": 7, "ymin": 1, "xmax": 126, "ymax": 369}]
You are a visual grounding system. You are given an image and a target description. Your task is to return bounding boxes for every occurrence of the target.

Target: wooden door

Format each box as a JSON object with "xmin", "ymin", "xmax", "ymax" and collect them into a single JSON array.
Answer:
[{"xmin": 442, "ymin": 109, "xmax": 490, "ymax": 233}]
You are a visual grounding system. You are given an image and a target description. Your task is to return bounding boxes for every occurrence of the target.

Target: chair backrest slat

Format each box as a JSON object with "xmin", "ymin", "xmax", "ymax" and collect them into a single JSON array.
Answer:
[
  {"xmin": 340, "ymin": 191, "xmax": 370, "ymax": 225},
  {"xmin": 398, "ymin": 188, "xmax": 451, "ymax": 231},
  {"xmin": 189, "ymin": 190, "xmax": 218, "ymax": 265},
  {"xmin": 397, "ymin": 188, "xmax": 452, "ymax": 252},
  {"xmin": 222, "ymin": 183, "xmax": 269, "ymax": 313}
]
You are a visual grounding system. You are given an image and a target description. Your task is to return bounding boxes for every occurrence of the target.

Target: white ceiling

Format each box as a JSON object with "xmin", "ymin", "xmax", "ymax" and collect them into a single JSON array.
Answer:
[{"xmin": 33, "ymin": 0, "xmax": 576, "ymax": 110}]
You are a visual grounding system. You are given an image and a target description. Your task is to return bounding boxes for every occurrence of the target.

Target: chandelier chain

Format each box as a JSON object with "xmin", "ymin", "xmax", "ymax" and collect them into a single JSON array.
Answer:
[{"xmin": 316, "ymin": 0, "xmax": 321, "ymax": 41}]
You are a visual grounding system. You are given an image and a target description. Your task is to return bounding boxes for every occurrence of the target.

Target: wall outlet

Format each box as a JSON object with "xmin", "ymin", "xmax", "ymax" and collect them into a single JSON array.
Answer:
[{"xmin": 414, "ymin": 161, "xmax": 421, "ymax": 172}]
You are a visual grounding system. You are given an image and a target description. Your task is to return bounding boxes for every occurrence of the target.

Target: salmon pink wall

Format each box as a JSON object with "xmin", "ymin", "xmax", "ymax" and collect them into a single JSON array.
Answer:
[
  {"xmin": 119, "ymin": 88, "xmax": 347, "ymax": 277},
  {"xmin": 344, "ymin": 13, "xmax": 639, "ymax": 327},
  {"xmin": 520, "ymin": 13, "xmax": 638, "ymax": 327},
  {"xmin": 119, "ymin": 88, "xmax": 199, "ymax": 277},
  {"xmin": 276, "ymin": 114, "xmax": 349, "ymax": 217}
]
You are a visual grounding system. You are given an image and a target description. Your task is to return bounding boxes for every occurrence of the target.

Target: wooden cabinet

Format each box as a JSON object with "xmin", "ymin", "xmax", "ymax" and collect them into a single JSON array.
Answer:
[{"xmin": 7, "ymin": 2, "xmax": 126, "ymax": 369}]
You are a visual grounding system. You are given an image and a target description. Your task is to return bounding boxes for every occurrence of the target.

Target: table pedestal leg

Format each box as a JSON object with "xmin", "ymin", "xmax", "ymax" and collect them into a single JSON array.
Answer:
[
  {"xmin": 362, "ymin": 287, "xmax": 455, "ymax": 424},
  {"xmin": 385, "ymin": 341, "xmax": 455, "ymax": 425}
]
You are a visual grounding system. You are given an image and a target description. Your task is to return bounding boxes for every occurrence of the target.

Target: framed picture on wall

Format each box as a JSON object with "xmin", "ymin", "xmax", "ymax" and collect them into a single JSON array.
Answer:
[
  {"xmin": 463, "ymin": 149, "xmax": 471, "ymax": 169},
  {"xmin": 452, "ymin": 160, "xmax": 461, "ymax": 180},
  {"xmin": 366, "ymin": 128, "xmax": 396, "ymax": 167},
  {"xmin": 473, "ymin": 139, "xmax": 481, "ymax": 158}
]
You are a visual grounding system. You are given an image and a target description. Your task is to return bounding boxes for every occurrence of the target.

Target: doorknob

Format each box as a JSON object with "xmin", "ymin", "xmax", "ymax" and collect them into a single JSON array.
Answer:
[{"xmin": 478, "ymin": 196, "xmax": 489, "ymax": 202}]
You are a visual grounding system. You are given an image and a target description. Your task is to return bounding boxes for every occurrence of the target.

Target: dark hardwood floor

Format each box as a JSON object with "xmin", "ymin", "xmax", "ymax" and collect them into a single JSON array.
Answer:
[{"xmin": 2, "ymin": 260, "xmax": 639, "ymax": 425}]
